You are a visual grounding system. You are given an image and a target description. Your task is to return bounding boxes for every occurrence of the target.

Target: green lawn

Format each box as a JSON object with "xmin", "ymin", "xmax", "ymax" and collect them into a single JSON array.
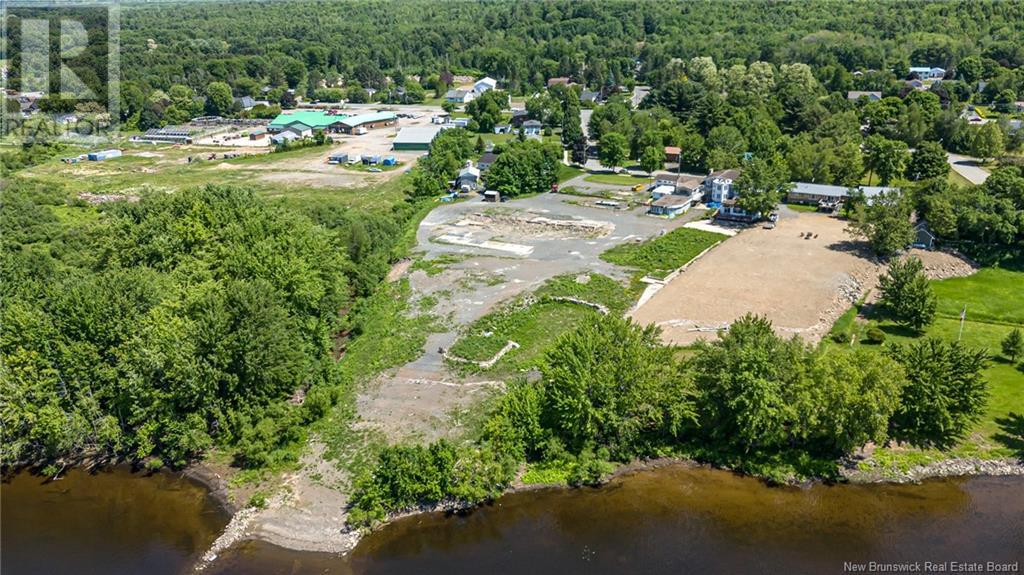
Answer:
[
  {"xmin": 783, "ymin": 202, "xmax": 819, "ymax": 213},
  {"xmin": 828, "ymin": 267, "xmax": 1024, "ymax": 465},
  {"xmin": 556, "ymin": 164, "xmax": 585, "ymax": 183},
  {"xmin": 583, "ymin": 173, "xmax": 652, "ymax": 187},
  {"xmin": 947, "ymin": 168, "xmax": 974, "ymax": 187},
  {"xmin": 600, "ymin": 227, "xmax": 728, "ymax": 280}
]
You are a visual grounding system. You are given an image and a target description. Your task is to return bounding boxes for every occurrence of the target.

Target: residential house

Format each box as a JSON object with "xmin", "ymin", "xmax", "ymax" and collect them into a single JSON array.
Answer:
[
  {"xmin": 510, "ymin": 109, "xmax": 530, "ymax": 127},
  {"xmin": 521, "ymin": 119, "xmax": 542, "ymax": 136},
  {"xmin": 909, "ymin": 66, "xmax": 946, "ymax": 80},
  {"xmin": 906, "ymin": 79, "xmax": 926, "ymax": 91},
  {"xmin": 477, "ymin": 152, "xmax": 499, "ymax": 171},
  {"xmin": 653, "ymin": 172, "xmax": 678, "ymax": 188},
  {"xmin": 664, "ymin": 146, "xmax": 681, "ymax": 163},
  {"xmin": 847, "ymin": 91, "xmax": 882, "ymax": 102},
  {"xmin": 493, "ymin": 124, "xmax": 513, "ymax": 134},
  {"xmin": 705, "ymin": 169, "xmax": 753, "ymax": 221},
  {"xmin": 473, "ymin": 77, "xmax": 497, "ymax": 95},
  {"xmin": 786, "ymin": 182, "xmax": 893, "ymax": 211},
  {"xmin": 455, "ymin": 162, "xmax": 481, "ymax": 191},
  {"xmin": 580, "ymin": 90, "xmax": 601, "ymax": 104},
  {"xmin": 547, "ymin": 77, "xmax": 572, "ymax": 88},
  {"xmin": 675, "ymin": 174, "xmax": 705, "ymax": 203},
  {"xmin": 445, "ymin": 89, "xmax": 475, "ymax": 104},
  {"xmin": 650, "ymin": 185, "xmax": 675, "ymax": 200},
  {"xmin": 648, "ymin": 195, "xmax": 691, "ymax": 219},
  {"xmin": 234, "ymin": 96, "xmax": 256, "ymax": 110}
]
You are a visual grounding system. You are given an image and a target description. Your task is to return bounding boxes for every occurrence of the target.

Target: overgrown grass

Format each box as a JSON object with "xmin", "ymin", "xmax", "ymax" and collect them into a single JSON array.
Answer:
[
  {"xmin": 534, "ymin": 272, "xmax": 639, "ymax": 314},
  {"xmin": 600, "ymin": 227, "xmax": 727, "ymax": 280},
  {"xmin": 410, "ymin": 253, "xmax": 470, "ymax": 276},
  {"xmin": 448, "ymin": 273, "xmax": 635, "ymax": 373},
  {"xmin": 317, "ymin": 279, "xmax": 442, "ymax": 468}
]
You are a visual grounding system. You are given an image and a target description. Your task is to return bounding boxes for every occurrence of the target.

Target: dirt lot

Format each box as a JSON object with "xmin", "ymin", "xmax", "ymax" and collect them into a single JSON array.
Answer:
[
  {"xmin": 631, "ymin": 209, "xmax": 883, "ymax": 344},
  {"xmin": 356, "ymin": 193, "xmax": 699, "ymax": 444}
]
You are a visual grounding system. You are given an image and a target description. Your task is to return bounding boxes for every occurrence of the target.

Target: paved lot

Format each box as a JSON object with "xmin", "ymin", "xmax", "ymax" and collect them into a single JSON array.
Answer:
[
  {"xmin": 357, "ymin": 192, "xmax": 697, "ymax": 442},
  {"xmin": 947, "ymin": 152, "xmax": 991, "ymax": 185}
]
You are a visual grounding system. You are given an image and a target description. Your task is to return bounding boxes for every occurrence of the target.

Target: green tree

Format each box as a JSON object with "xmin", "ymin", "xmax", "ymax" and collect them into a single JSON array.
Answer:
[
  {"xmin": 639, "ymin": 146, "xmax": 665, "ymax": 175},
  {"xmin": 204, "ymin": 81, "xmax": 234, "ymax": 117},
  {"xmin": 598, "ymin": 132, "xmax": 628, "ymax": 170},
  {"xmin": 888, "ymin": 339, "xmax": 989, "ymax": 447},
  {"xmin": 734, "ymin": 155, "xmax": 790, "ymax": 219},
  {"xmin": 970, "ymin": 122, "xmax": 1004, "ymax": 162},
  {"xmin": 486, "ymin": 140, "xmax": 561, "ymax": 197},
  {"xmin": 864, "ymin": 135, "xmax": 909, "ymax": 185},
  {"xmin": 1001, "ymin": 328, "xmax": 1023, "ymax": 363},
  {"xmin": 906, "ymin": 141, "xmax": 949, "ymax": 181},
  {"xmin": 847, "ymin": 188, "xmax": 915, "ymax": 256},
  {"xmin": 540, "ymin": 316, "xmax": 696, "ymax": 457},
  {"xmin": 693, "ymin": 314, "xmax": 804, "ymax": 451},
  {"xmin": 877, "ymin": 256, "xmax": 937, "ymax": 330}
]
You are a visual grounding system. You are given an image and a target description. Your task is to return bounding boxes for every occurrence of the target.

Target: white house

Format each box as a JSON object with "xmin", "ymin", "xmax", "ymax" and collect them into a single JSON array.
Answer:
[
  {"xmin": 473, "ymin": 77, "xmax": 497, "ymax": 95},
  {"xmin": 521, "ymin": 119, "xmax": 542, "ymax": 136},
  {"xmin": 445, "ymin": 89, "xmax": 475, "ymax": 104},
  {"xmin": 705, "ymin": 169, "xmax": 754, "ymax": 221},
  {"xmin": 909, "ymin": 66, "xmax": 945, "ymax": 80},
  {"xmin": 455, "ymin": 162, "xmax": 481, "ymax": 191}
]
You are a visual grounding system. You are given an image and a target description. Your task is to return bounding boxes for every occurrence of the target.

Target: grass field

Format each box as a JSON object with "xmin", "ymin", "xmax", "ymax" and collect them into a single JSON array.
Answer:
[
  {"xmin": 14, "ymin": 144, "xmax": 413, "ymax": 213},
  {"xmin": 828, "ymin": 267, "xmax": 1024, "ymax": 466},
  {"xmin": 448, "ymin": 273, "xmax": 636, "ymax": 373},
  {"xmin": 600, "ymin": 227, "xmax": 727, "ymax": 280},
  {"xmin": 583, "ymin": 173, "xmax": 652, "ymax": 186}
]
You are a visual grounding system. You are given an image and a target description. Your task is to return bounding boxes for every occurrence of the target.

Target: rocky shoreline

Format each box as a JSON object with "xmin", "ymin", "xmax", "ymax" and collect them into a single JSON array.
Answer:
[{"xmin": 842, "ymin": 457, "xmax": 1024, "ymax": 484}]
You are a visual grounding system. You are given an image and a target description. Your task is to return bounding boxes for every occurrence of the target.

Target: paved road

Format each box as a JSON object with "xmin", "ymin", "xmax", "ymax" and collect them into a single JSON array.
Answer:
[{"xmin": 947, "ymin": 153, "xmax": 990, "ymax": 185}]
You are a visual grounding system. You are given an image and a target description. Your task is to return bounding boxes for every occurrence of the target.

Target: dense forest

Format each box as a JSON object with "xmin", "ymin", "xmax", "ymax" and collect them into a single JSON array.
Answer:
[
  {"xmin": 5, "ymin": 0, "xmax": 1024, "ymax": 126},
  {"xmin": 0, "ymin": 177, "xmax": 419, "ymax": 470}
]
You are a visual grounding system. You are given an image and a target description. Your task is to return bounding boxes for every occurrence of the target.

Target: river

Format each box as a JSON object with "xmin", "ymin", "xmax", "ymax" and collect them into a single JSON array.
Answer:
[{"xmin": 4, "ymin": 465, "xmax": 1023, "ymax": 574}]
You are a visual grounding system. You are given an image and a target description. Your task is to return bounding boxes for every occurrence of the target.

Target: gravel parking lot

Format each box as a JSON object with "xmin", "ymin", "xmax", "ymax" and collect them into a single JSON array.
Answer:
[{"xmin": 631, "ymin": 209, "xmax": 882, "ymax": 345}]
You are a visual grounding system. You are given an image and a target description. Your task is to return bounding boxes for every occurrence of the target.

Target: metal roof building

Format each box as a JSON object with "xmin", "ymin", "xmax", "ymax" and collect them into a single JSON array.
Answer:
[{"xmin": 392, "ymin": 126, "xmax": 445, "ymax": 151}]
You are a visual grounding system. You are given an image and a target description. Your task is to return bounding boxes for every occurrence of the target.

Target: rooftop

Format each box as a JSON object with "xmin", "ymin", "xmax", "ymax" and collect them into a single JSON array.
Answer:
[
  {"xmin": 393, "ymin": 125, "xmax": 444, "ymax": 145},
  {"xmin": 339, "ymin": 111, "xmax": 396, "ymax": 128},
  {"xmin": 269, "ymin": 110, "xmax": 346, "ymax": 129},
  {"xmin": 710, "ymin": 168, "xmax": 742, "ymax": 181}
]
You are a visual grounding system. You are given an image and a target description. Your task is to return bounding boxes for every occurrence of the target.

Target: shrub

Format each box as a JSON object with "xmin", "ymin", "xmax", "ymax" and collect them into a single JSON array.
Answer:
[{"xmin": 866, "ymin": 327, "xmax": 887, "ymax": 344}]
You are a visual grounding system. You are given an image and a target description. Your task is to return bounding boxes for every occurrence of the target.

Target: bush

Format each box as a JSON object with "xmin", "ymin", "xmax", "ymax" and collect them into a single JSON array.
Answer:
[
  {"xmin": 866, "ymin": 327, "xmax": 887, "ymax": 344},
  {"xmin": 831, "ymin": 331, "xmax": 851, "ymax": 344}
]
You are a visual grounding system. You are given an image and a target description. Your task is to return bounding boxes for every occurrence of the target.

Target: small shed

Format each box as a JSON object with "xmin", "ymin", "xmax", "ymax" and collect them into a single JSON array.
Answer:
[
  {"xmin": 382, "ymin": 156, "xmax": 397, "ymax": 166},
  {"xmin": 329, "ymin": 153, "xmax": 348, "ymax": 164},
  {"xmin": 912, "ymin": 222, "xmax": 936, "ymax": 250},
  {"xmin": 363, "ymin": 155, "xmax": 382, "ymax": 165},
  {"xmin": 484, "ymin": 190, "xmax": 500, "ymax": 202}
]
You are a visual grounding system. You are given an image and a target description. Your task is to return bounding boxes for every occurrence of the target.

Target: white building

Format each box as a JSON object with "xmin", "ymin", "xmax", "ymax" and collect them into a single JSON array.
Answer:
[{"xmin": 473, "ymin": 77, "xmax": 497, "ymax": 95}]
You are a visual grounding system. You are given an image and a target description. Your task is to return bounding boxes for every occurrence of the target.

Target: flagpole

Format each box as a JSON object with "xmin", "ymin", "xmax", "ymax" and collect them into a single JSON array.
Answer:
[{"xmin": 958, "ymin": 305, "xmax": 966, "ymax": 342}]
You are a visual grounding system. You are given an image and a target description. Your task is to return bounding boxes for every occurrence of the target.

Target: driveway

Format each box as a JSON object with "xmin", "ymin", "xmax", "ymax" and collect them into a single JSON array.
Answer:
[{"xmin": 947, "ymin": 153, "xmax": 990, "ymax": 185}]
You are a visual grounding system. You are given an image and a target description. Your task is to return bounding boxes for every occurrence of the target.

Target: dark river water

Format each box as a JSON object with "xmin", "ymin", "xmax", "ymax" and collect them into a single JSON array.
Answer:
[{"xmin": 4, "ymin": 465, "xmax": 1023, "ymax": 575}]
